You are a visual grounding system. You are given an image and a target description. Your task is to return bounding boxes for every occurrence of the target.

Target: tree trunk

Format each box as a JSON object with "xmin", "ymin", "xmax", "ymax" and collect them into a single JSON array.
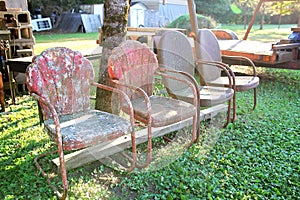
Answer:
[
  {"xmin": 278, "ymin": 3, "xmax": 283, "ymax": 29},
  {"xmin": 260, "ymin": 11, "xmax": 264, "ymax": 30},
  {"xmin": 243, "ymin": 15, "xmax": 247, "ymax": 29},
  {"xmin": 278, "ymin": 13, "xmax": 282, "ymax": 29},
  {"xmin": 95, "ymin": 0, "xmax": 130, "ymax": 113}
]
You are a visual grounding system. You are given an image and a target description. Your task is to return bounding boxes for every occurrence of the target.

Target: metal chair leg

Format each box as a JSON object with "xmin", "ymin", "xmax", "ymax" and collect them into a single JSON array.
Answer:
[
  {"xmin": 253, "ymin": 88, "xmax": 257, "ymax": 110},
  {"xmin": 231, "ymin": 90, "xmax": 237, "ymax": 122},
  {"xmin": 223, "ymin": 99, "xmax": 231, "ymax": 128},
  {"xmin": 34, "ymin": 150, "xmax": 68, "ymax": 200}
]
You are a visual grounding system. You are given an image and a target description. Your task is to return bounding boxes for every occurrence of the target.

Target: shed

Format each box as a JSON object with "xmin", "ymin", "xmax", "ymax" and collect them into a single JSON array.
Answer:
[
  {"xmin": 131, "ymin": 0, "xmax": 188, "ymax": 27},
  {"xmin": 129, "ymin": 2, "xmax": 147, "ymax": 27},
  {"xmin": 54, "ymin": 13, "xmax": 101, "ymax": 33},
  {"xmin": 80, "ymin": 4, "xmax": 104, "ymax": 25}
]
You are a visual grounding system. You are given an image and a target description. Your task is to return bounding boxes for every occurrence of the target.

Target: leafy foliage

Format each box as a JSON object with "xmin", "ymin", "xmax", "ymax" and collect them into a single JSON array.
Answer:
[
  {"xmin": 28, "ymin": 0, "xmax": 103, "ymax": 17},
  {"xmin": 195, "ymin": 0, "xmax": 230, "ymax": 19},
  {"xmin": 166, "ymin": 14, "xmax": 217, "ymax": 33},
  {"xmin": 28, "ymin": 0, "xmax": 81, "ymax": 16}
]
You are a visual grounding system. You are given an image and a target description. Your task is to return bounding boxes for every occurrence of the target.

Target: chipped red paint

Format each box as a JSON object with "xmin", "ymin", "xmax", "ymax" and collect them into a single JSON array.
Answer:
[{"xmin": 26, "ymin": 47, "xmax": 94, "ymax": 121}]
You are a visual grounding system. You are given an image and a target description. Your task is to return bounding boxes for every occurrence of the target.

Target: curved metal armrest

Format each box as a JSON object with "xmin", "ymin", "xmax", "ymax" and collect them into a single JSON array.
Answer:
[
  {"xmin": 108, "ymin": 80, "xmax": 152, "ymax": 125},
  {"xmin": 30, "ymin": 93, "xmax": 62, "ymax": 141},
  {"xmin": 222, "ymin": 55, "xmax": 257, "ymax": 76},
  {"xmin": 195, "ymin": 59, "xmax": 236, "ymax": 90},
  {"xmin": 92, "ymin": 82, "xmax": 136, "ymax": 129},
  {"xmin": 157, "ymin": 67, "xmax": 200, "ymax": 108},
  {"xmin": 157, "ymin": 67, "xmax": 200, "ymax": 134}
]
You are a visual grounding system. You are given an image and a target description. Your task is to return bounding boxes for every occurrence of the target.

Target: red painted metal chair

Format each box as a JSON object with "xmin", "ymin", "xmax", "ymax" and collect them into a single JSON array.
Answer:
[
  {"xmin": 26, "ymin": 47, "xmax": 136, "ymax": 199},
  {"xmin": 196, "ymin": 29, "xmax": 259, "ymax": 122},
  {"xmin": 108, "ymin": 40, "xmax": 199, "ymax": 168}
]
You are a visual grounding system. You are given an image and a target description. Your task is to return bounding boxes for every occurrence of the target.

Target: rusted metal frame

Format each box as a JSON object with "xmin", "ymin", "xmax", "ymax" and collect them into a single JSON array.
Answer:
[
  {"xmin": 202, "ymin": 58, "xmax": 257, "ymax": 118},
  {"xmin": 34, "ymin": 150, "xmax": 67, "ymax": 200},
  {"xmin": 111, "ymin": 68, "xmax": 200, "ymax": 167},
  {"xmin": 30, "ymin": 92, "xmax": 68, "ymax": 200},
  {"xmin": 220, "ymin": 55, "xmax": 258, "ymax": 110},
  {"xmin": 195, "ymin": 60, "xmax": 235, "ymax": 125},
  {"xmin": 209, "ymin": 61, "xmax": 238, "ymax": 122},
  {"xmin": 156, "ymin": 67, "xmax": 200, "ymax": 145},
  {"xmin": 221, "ymin": 55, "xmax": 258, "ymax": 77},
  {"xmin": 92, "ymin": 82, "xmax": 137, "ymax": 172},
  {"xmin": 158, "ymin": 67, "xmax": 201, "ymax": 135},
  {"xmin": 110, "ymin": 79, "xmax": 153, "ymax": 169},
  {"xmin": 32, "ymin": 82, "xmax": 137, "ymax": 199}
]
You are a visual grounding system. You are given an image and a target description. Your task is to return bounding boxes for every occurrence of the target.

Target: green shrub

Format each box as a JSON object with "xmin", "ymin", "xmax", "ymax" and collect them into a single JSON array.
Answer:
[{"xmin": 166, "ymin": 14, "xmax": 217, "ymax": 33}]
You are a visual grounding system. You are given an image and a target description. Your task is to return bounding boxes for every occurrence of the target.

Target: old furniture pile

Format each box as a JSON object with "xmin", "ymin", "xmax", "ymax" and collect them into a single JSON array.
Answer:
[{"xmin": 0, "ymin": 0, "xmax": 34, "ymax": 111}]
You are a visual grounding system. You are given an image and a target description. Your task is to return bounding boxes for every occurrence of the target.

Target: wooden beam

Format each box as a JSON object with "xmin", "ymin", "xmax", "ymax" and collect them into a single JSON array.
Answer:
[
  {"xmin": 243, "ymin": 0, "xmax": 264, "ymax": 40},
  {"xmin": 52, "ymin": 104, "xmax": 227, "ymax": 171}
]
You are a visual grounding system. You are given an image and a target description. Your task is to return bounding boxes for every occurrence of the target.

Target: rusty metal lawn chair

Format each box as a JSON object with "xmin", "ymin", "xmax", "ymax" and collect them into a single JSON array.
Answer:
[
  {"xmin": 107, "ymin": 40, "xmax": 199, "ymax": 169},
  {"xmin": 157, "ymin": 30, "xmax": 234, "ymax": 128},
  {"xmin": 196, "ymin": 29, "xmax": 260, "ymax": 122},
  {"xmin": 26, "ymin": 47, "xmax": 137, "ymax": 200}
]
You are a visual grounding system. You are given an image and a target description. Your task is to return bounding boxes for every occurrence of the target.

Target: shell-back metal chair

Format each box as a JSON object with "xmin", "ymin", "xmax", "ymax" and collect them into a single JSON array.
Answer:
[
  {"xmin": 108, "ymin": 40, "xmax": 199, "ymax": 168},
  {"xmin": 26, "ymin": 47, "xmax": 136, "ymax": 199},
  {"xmin": 157, "ymin": 30, "xmax": 234, "ymax": 128},
  {"xmin": 196, "ymin": 29, "xmax": 259, "ymax": 121}
]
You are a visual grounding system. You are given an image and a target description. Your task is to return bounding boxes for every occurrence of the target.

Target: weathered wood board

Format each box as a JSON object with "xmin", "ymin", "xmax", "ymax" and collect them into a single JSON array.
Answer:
[{"xmin": 52, "ymin": 104, "xmax": 227, "ymax": 170}]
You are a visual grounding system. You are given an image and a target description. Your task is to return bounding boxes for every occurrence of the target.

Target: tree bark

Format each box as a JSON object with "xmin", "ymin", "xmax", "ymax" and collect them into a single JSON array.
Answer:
[
  {"xmin": 243, "ymin": 15, "xmax": 247, "ymax": 29},
  {"xmin": 95, "ymin": 0, "xmax": 130, "ymax": 113},
  {"xmin": 260, "ymin": 11, "xmax": 264, "ymax": 30}
]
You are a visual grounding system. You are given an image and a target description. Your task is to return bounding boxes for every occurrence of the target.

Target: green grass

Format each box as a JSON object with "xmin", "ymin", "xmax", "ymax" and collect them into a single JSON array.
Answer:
[
  {"xmin": 220, "ymin": 24, "xmax": 297, "ymax": 42},
  {"xmin": 33, "ymin": 24, "xmax": 296, "ymax": 44},
  {"xmin": 1, "ymin": 68, "xmax": 299, "ymax": 199},
  {"xmin": 34, "ymin": 32, "xmax": 98, "ymax": 43},
  {"xmin": 1, "ymin": 25, "xmax": 300, "ymax": 199}
]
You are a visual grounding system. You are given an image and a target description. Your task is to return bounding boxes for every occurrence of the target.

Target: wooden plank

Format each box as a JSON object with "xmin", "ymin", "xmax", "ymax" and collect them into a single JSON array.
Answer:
[
  {"xmin": 218, "ymin": 39, "xmax": 300, "ymax": 66},
  {"xmin": 52, "ymin": 104, "xmax": 227, "ymax": 170},
  {"xmin": 199, "ymin": 104, "xmax": 227, "ymax": 121},
  {"xmin": 291, "ymin": 27, "xmax": 300, "ymax": 32}
]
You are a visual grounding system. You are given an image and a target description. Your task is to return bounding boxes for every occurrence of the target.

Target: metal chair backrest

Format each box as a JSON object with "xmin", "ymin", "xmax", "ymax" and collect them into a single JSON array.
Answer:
[
  {"xmin": 26, "ymin": 47, "xmax": 94, "ymax": 120},
  {"xmin": 108, "ymin": 40, "xmax": 158, "ymax": 99},
  {"xmin": 157, "ymin": 30, "xmax": 195, "ymax": 93},
  {"xmin": 196, "ymin": 29, "xmax": 222, "ymax": 82}
]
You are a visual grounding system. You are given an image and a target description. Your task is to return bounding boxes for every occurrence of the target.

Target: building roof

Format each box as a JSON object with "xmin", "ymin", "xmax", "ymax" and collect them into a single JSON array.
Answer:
[{"xmin": 131, "ymin": 0, "xmax": 187, "ymax": 10}]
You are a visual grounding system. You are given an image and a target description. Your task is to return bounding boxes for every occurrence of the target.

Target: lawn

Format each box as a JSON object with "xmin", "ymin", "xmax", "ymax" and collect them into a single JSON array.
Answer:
[
  {"xmin": 221, "ymin": 24, "xmax": 297, "ymax": 42},
  {"xmin": 1, "ymin": 25, "xmax": 299, "ymax": 199}
]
